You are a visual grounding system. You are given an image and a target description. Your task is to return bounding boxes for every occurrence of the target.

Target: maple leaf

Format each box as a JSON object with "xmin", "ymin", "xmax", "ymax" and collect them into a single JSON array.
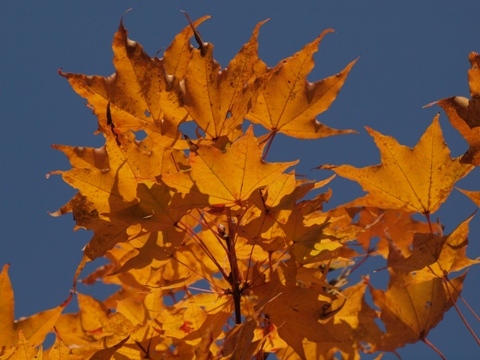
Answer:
[
  {"xmin": 180, "ymin": 20, "xmax": 268, "ymax": 139},
  {"xmin": 0, "ymin": 264, "xmax": 71, "ymax": 353},
  {"xmin": 107, "ymin": 231, "xmax": 184, "ymax": 275},
  {"xmin": 253, "ymin": 260, "xmax": 338, "ymax": 359},
  {"xmin": 287, "ymin": 208, "xmax": 343, "ymax": 265},
  {"xmin": 50, "ymin": 127, "xmax": 190, "ymax": 288},
  {"xmin": 45, "ymin": 333, "xmax": 74, "ymax": 360},
  {"xmin": 355, "ymin": 208, "xmax": 440, "ymax": 258},
  {"xmin": 50, "ymin": 135, "xmax": 139, "ymax": 222},
  {"xmin": 60, "ymin": 16, "xmax": 209, "ymax": 140},
  {"xmin": 54, "ymin": 294, "xmax": 150, "ymax": 360},
  {"xmin": 60, "ymin": 20, "xmax": 163, "ymax": 133},
  {"xmin": 276, "ymin": 280, "xmax": 383, "ymax": 359},
  {"xmin": 162, "ymin": 126, "xmax": 297, "ymax": 206},
  {"xmin": 237, "ymin": 174, "xmax": 337, "ymax": 254},
  {"xmin": 88, "ymin": 336, "xmax": 130, "ymax": 360},
  {"xmin": 458, "ymin": 187, "xmax": 480, "ymax": 207},
  {"xmin": 369, "ymin": 270, "xmax": 467, "ymax": 352},
  {"xmin": 120, "ymin": 181, "xmax": 187, "ymax": 221},
  {"xmin": 320, "ymin": 115, "xmax": 473, "ymax": 214},
  {"xmin": 389, "ymin": 214, "xmax": 480, "ymax": 284},
  {"xmin": 221, "ymin": 316, "xmax": 258, "ymax": 359},
  {"xmin": 432, "ymin": 52, "xmax": 480, "ymax": 165},
  {"xmin": 1, "ymin": 331, "xmax": 40, "ymax": 360},
  {"xmin": 246, "ymin": 29, "xmax": 358, "ymax": 139},
  {"xmin": 50, "ymin": 138, "xmax": 139, "ymax": 286},
  {"xmin": 158, "ymin": 292, "xmax": 232, "ymax": 351}
]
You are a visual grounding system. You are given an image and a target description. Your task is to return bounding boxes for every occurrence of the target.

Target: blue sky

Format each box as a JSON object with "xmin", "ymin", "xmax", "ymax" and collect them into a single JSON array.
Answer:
[{"xmin": 1, "ymin": 1, "xmax": 479, "ymax": 359}]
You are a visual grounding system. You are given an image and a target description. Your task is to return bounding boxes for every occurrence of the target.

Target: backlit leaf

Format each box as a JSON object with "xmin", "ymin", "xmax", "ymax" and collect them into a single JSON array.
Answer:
[{"xmin": 320, "ymin": 115, "xmax": 473, "ymax": 214}]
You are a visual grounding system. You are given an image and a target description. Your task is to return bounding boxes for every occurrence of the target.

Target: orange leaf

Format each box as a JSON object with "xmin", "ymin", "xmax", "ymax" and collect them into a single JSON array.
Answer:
[
  {"xmin": 221, "ymin": 317, "xmax": 258, "ymax": 359},
  {"xmin": 355, "ymin": 208, "xmax": 440, "ymax": 258},
  {"xmin": 392, "ymin": 214, "xmax": 480, "ymax": 283},
  {"xmin": 163, "ymin": 16, "xmax": 211, "ymax": 80},
  {"xmin": 0, "ymin": 264, "xmax": 15, "ymax": 349},
  {"xmin": 286, "ymin": 280, "xmax": 383, "ymax": 359},
  {"xmin": 50, "ymin": 133, "xmax": 188, "ymax": 286},
  {"xmin": 320, "ymin": 115, "xmax": 473, "ymax": 214},
  {"xmin": 253, "ymin": 260, "xmax": 337, "ymax": 359},
  {"xmin": 246, "ymin": 30, "xmax": 357, "ymax": 139},
  {"xmin": 180, "ymin": 20, "xmax": 268, "ymax": 139},
  {"xmin": 433, "ymin": 52, "xmax": 480, "ymax": 165},
  {"xmin": 60, "ymin": 21, "xmax": 165, "ymax": 134},
  {"xmin": 369, "ymin": 271, "xmax": 466, "ymax": 352},
  {"xmin": 59, "ymin": 17, "xmax": 210, "ymax": 139},
  {"xmin": 329, "ymin": 281, "xmax": 383, "ymax": 354},
  {"xmin": 88, "ymin": 336, "xmax": 129, "ymax": 360},
  {"xmin": 457, "ymin": 187, "xmax": 480, "ymax": 207},
  {"xmin": 0, "ymin": 265, "xmax": 71, "ymax": 351},
  {"xmin": 46, "ymin": 331, "xmax": 74, "ymax": 360},
  {"xmin": 51, "ymin": 136, "xmax": 138, "ymax": 213},
  {"xmin": 2, "ymin": 331, "xmax": 40, "ymax": 360},
  {"xmin": 162, "ymin": 126, "xmax": 297, "ymax": 206}
]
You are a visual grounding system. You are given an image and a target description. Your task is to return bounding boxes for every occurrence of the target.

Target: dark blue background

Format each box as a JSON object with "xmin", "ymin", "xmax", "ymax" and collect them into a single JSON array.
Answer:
[{"xmin": 1, "ymin": 1, "xmax": 479, "ymax": 359}]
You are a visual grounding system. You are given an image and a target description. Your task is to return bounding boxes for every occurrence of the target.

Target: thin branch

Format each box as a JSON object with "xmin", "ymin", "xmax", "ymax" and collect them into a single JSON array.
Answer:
[
  {"xmin": 422, "ymin": 338, "xmax": 446, "ymax": 360},
  {"xmin": 443, "ymin": 275, "xmax": 480, "ymax": 345},
  {"xmin": 171, "ymin": 255, "xmax": 224, "ymax": 294},
  {"xmin": 177, "ymin": 220, "xmax": 230, "ymax": 281}
]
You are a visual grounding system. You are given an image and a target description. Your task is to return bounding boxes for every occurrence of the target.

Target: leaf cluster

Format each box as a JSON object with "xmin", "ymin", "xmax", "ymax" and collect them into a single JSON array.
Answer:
[{"xmin": 1, "ymin": 15, "xmax": 479, "ymax": 360}]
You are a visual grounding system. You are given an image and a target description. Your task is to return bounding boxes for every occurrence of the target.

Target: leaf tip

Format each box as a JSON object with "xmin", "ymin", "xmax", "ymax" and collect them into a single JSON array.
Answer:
[
  {"xmin": 321, "ymin": 28, "xmax": 335, "ymax": 37},
  {"xmin": 123, "ymin": 8, "xmax": 133, "ymax": 19},
  {"xmin": 431, "ymin": 112, "xmax": 441, "ymax": 126},
  {"xmin": 314, "ymin": 164, "xmax": 336, "ymax": 170},
  {"xmin": 57, "ymin": 67, "xmax": 67, "ymax": 78},
  {"xmin": 422, "ymin": 100, "xmax": 438, "ymax": 109},
  {"xmin": 119, "ymin": 8, "xmax": 133, "ymax": 30}
]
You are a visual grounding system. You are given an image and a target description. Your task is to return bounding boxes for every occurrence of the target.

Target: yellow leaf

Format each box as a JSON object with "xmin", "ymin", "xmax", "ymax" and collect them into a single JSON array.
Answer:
[
  {"xmin": 0, "ymin": 264, "xmax": 15, "ymax": 349},
  {"xmin": 457, "ymin": 187, "xmax": 480, "ymax": 207},
  {"xmin": 321, "ymin": 115, "xmax": 473, "ymax": 214},
  {"xmin": 15, "ymin": 293, "xmax": 72, "ymax": 349},
  {"xmin": 253, "ymin": 260, "xmax": 337, "ymax": 359},
  {"xmin": 181, "ymin": 20, "xmax": 268, "ymax": 139},
  {"xmin": 395, "ymin": 215, "xmax": 480, "ymax": 284},
  {"xmin": 77, "ymin": 294, "xmax": 109, "ymax": 339},
  {"xmin": 0, "ymin": 265, "xmax": 71, "ymax": 351},
  {"xmin": 2, "ymin": 331, "xmax": 39, "ymax": 360},
  {"xmin": 45, "ymin": 333, "xmax": 73, "ymax": 360},
  {"xmin": 163, "ymin": 126, "xmax": 297, "ymax": 206},
  {"xmin": 88, "ymin": 336, "xmax": 129, "ymax": 360},
  {"xmin": 59, "ymin": 19, "xmax": 183, "ymax": 138},
  {"xmin": 246, "ymin": 30, "xmax": 357, "ymax": 139},
  {"xmin": 369, "ymin": 271, "xmax": 466, "ymax": 351},
  {"xmin": 116, "ymin": 298, "xmax": 146, "ymax": 326}
]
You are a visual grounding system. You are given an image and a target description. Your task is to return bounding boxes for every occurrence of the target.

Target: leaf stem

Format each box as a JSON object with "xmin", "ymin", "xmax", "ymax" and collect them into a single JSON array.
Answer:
[
  {"xmin": 262, "ymin": 131, "xmax": 277, "ymax": 161},
  {"xmin": 443, "ymin": 274, "xmax": 480, "ymax": 345},
  {"xmin": 177, "ymin": 220, "xmax": 230, "ymax": 282},
  {"xmin": 190, "ymin": 211, "xmax": 230, "ymax": 255},
  {"xmin": 170, "ymin": 255, "xmax": 224, "ymax": 294},
  {"xmin": 424, "ymin": 212, "xmax": 434, "ymax": 234},
  {"xmin": 348, "ymin": 249, "xmax": 372, "ymax": 275},
  {"xmin": 422, "ymin": 338, "xmax": 446, "ymax": 360}
]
